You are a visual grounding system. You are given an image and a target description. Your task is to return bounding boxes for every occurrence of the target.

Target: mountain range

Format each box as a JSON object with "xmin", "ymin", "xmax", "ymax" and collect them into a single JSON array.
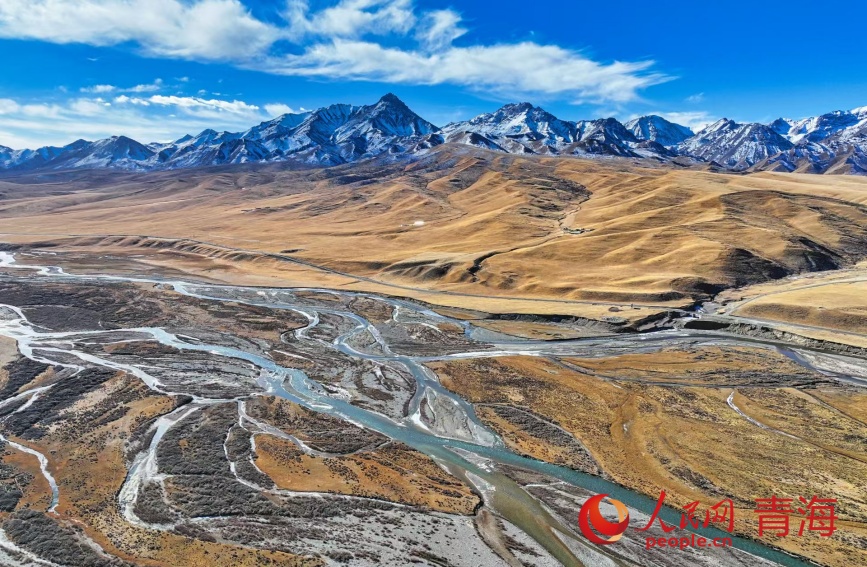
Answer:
[{"xmin": 1, "ymin": 94, "xmax": 865, "ymax": 175}]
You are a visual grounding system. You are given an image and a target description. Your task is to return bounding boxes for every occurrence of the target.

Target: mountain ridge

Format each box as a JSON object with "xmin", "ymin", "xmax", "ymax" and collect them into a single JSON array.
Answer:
[{"xmin": 1, "ymin": 94, "xmax": 865, "ymax": 176}]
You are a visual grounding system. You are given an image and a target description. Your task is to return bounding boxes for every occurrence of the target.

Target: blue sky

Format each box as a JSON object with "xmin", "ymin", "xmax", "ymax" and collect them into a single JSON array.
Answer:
[{"xmin": 1, "ymin": 0, "xmax": 866, "ymax": 148}]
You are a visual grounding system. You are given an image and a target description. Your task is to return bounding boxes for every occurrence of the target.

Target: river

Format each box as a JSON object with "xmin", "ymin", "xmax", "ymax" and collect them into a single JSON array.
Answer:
[{"xmin": 1, "ymin": 251, "xmax": 860, "ymax": 566}]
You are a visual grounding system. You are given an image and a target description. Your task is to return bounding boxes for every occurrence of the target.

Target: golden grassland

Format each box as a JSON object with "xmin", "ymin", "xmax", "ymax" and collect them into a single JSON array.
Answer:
[
  {"xmin": 707, "ymin": 261, "xmax": 867, "ymax": 348},
  {"xmin": 718, "ymin": 269, "xmax": 867, "ymax": 335},
  {"xmin": 0, "ymin": 336, "xmax": 17, "ymax": 370},
  {"xmin": 472, "ymin": 405, "xmax": 598, "ymax": 473},
  {"xmin": 254, "ymin": 435, "xmax": 479, "ymax": 514},
  {"xmin": 466, "ymin": 318, "xmax": 618, "ymax": 339},
  {"xmin": 1, "ymin": 146, "xmax": 866, "ymax": 319},
  {"xmin": 431, "ymin": 350, "xmax": 867, "ymax": 567},
  {"xmin": 246, "ymin": 396, "xmax": 479, "ymax": 514},
  {"xmin": 562, "ymin": 346, "xmax": 816, "ymax": 385}
]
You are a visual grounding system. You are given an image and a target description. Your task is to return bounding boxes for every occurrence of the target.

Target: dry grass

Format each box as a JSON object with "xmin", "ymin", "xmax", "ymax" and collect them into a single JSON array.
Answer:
[
  {"xmin": 733, "ymin": 281, "xmax": 867, "ymax": 334},
  {"xmin": 2, "ymin": 147, "xmax": 867, "ymax": 316},
  {"xmin": 246, "ymin": 396, "xmax": 479, "ymax": 514},
  {"xmin": 711, "ymin": 264, "xmax": 867, "ymax": 345},
  {"xmin": 468, "ymin": 317, "xmax": 624, "ymax": 339},
  {"xmin": 254, "ymin": 435, "xmax": 479, "ymax": 514},
  {"xmin": 563, "ymin": 346, "xmax": 816, "ymax": 384},
  {"xmin": 0, "ymin": 337, "xmax": 17, "ymax": 371}
]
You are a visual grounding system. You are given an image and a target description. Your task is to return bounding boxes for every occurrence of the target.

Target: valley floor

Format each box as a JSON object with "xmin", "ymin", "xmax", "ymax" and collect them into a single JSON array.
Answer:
[
  {"xmin": 0, "ymin": 250, "xmax": 865, "ymax": 566},
  {"xmin": 1, "ymin": 153, "xmax": 866, "ymax": 566}
]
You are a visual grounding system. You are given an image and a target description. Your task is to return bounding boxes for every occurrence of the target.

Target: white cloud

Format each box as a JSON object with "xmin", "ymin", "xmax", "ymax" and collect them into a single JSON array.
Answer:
[
  {"xmin": 0, "ymin": 99, "xmax": 66, "ymax": 119},
  {"xmin": 0, "ymin": 99, "xmax": 21, "ymax": 114},
  {"xmin": 81, "ymin": 78, "xmax": 164, "ymax": 94},
  {"xmin": 114, "ymin": 95, "xmax": 150, "ymax": 106},
  {"xmin": 416, "ymin": 9, "xmax": 465, "ymax": 50},
  {"xmin": 147, "ymin": 95, "xmax": 260, "ymax": 115},
  {"xmin": 642, "ymin": 111, "xmax": 715, "ymax": 132},
  {"xmin": 80, "ymin": 84, "xmax": 116, "ymax": 93},
  {"xmin": 264, "ymin": 40, "xmax": 665, "ymax": 103},
  {"xmin": 685, "ymin": 92, "xmax": 705, "ymax": 104},
  {"xmin": 0, "ymin": 0, "xmax": 279, "ymax": 61},
  {"xmin": 127, "ymin": 79, "xmax": 163, "ymax": 93},
  {"xmin": 264, "ymin": 103, "xmax": 306, "ymax": 116},
  {"xmin": 0, "ymin": 94, "xmax": 278, "ymax": 148},
  {"xmin": 271, "ymin": 2, "xmax": 667, "ymax": 102},
  {"xmin": 0, "ymin": 0, "xmax": 669, "ymax": 104},
  {"xmin": 69, "ymin": 98, "xmax": 111, "ymax": 115},
  {"xmin": 284, "ymin": 0, "xmax": 416, "ymax": 39}
]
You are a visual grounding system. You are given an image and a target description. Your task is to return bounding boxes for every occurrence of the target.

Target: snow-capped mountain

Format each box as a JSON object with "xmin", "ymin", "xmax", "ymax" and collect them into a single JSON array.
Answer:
[
  {"xmin": 442, "ymin": 102, "xmax": 579, "ymax": 154},
  {"xmin": 625, "ymin": 115, "xmax": 693, "ymax": 147},
  {"xmin": 273, "ymin": 93, "xmax": 438, "ymax": 164},
  {"xmin": 0, "ymin": 94, "xmax": 438, "ymax": 173},
  {"xmin": 442, "ymin": 104, "xmax": 671, "ymax": 159},
  {"xmin": 172, "ymin": 137, "xmax": 270, "ymax": 167},
  {"xmin": 1, "ymin": 137, "xmax": 155, "ymax": 171},
  {"xmin": 755, "ymin": 106, "xmax": 867, "ymax": 174},
  {"xmin": 2, "ymin": 143, "xmax": 71, "ymax": 170},
  {"xmin": 242, "ymin": 111, "xmax": 312, "ymax": 149},
  {"xmin": 156, "ymin": 93, "xmax": 439, "ymax": 168},
  {"xmin": 573, "ymin": 117, "xmax": 647, "ymax": 157},
  {"xmin": 1, "ymin": 95, "xmax": 865, "ymax": 175},
  {"xmin": 56, "ymin": 136, "xmax": 155, "ymax": 170},
  {"xmin": 775, "ymin": 110, "xmax": 861, "ymax": 144},
  {"xmin": 150, "ymin": 129, "xmax": 246, "ymax": 168},
  {"xmin": 440, "ymin": 131, "xmax": 505, "ymax": 152},
  {"xmin": 676, "ymin": 119, "xmax": 794, "ymax": 169}
]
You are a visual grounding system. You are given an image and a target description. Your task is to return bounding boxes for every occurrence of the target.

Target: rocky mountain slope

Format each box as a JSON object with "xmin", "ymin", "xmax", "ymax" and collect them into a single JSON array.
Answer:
[
  {"xmin": 676, "ymin": 119, "xmax": 794, "ymax": 170},
  {"xmin": 1, "ymin": 94, "xmax": 865, "ymax": 175},
  {"xmin": 625, "ymin": 115, "xmax": 693, "ymax": 146},
  {"xmin": 759, "ymin": 107, "xmax": 867, "ymax": 174}
]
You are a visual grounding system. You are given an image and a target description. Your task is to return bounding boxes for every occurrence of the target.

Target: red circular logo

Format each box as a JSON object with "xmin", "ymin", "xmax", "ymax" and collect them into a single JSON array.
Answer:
[{"xmin": 578, "ymin": 494, "xmax": 630, "ymax": 545}]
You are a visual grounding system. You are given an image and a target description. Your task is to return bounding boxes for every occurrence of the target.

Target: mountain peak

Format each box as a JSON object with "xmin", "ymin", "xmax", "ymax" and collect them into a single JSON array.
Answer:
[
  {"xmin": 625, "ymin": 115, "xmax": 693, "ymax": 147},
  {"xmin": 702, "ymin": 118, "xmax": 736, "ymax": 133},
  {"xmin": 2, "ymin": 97, "xmax": 865, "ymax": 176},
  {"xmin": 63, "ymin": 139, "xmax": 92, "ymax": 151},
  {"xmin": 352, "ymin": 94, "xmax": 438, "ymax": 138},
  {"xmin": 378, "ymin": 93, "xmax": 405, "ymax": 105},
  {"xmin": 769, "ymin": 118, "xmax": 792, "ymax": 133},
  {"xmin": 443, "ymin": 101, "xmax": 579, "ymax": 154},
  {"xmin": 500, "ymin": 102, "xmax": 535, "ymax": 113},
  {"xmin": 679, "ymin": 118, "xmax": 793, "ymax": 170},
  {"xmin": 596, "ymin": 116, "xmax": 622, "ymax": 126}
]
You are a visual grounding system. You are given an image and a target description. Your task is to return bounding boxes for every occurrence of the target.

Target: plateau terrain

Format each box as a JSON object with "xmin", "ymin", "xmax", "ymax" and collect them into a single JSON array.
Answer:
[{"xmin": 0, "ymin": 144, "xmax": 866, "ymax": 567}]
